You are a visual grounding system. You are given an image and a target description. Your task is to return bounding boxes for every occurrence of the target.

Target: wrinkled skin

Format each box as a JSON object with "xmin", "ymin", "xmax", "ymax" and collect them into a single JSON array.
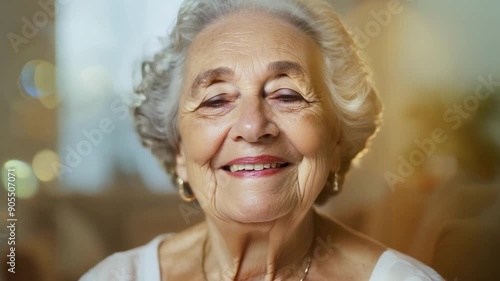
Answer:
[{"xmin": 176, "ymin": 11, "xmax": 340, "ymax": 224}]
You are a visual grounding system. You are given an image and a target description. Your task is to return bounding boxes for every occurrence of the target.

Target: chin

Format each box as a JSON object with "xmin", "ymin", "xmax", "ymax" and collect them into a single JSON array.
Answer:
[{"xmin": 220, "ymin": 192, "xmax": 297, "ymax": 224}]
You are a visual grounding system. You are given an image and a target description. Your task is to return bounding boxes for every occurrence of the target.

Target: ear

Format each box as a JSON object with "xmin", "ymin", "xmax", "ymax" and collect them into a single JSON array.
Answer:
[{"xmin": 175, "ymin": 143, "xmax": 188, "ymax": 182}]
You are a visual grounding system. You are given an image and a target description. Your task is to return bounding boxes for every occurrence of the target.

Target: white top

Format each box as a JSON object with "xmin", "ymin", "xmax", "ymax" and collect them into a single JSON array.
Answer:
[{"xmin": 80, "ymin": 234, "xmax": 444, "ymax": 281}]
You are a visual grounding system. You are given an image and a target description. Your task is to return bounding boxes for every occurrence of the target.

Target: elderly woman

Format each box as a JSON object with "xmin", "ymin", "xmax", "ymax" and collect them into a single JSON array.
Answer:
[{"xmin": 81, "ymin": 0, "xmax": 444, "ymax": 280}]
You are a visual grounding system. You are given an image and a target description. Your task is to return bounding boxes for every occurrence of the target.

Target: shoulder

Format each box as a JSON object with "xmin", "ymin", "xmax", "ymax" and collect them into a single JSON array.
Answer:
[
  {"xmin": 311, "ymin": 212, "xmax": 386, "ymax": 279},
  {"xmin": 158, "ymin": 223, "xmax": 207, "ymax": 279},
  {"xmin": 79, "ymin": 251, "xmax": 138, "ymax": 281},
  {"xmin": 313, "ymin": 212, "xmax": 386, "ymax": 261},
  {"xmin": 312, "ymin": 212, "xmax": 443, "ymax": 280},
  {"xmin": 369, "ymin": 249, "xmax": 444, "ymax": 281},
  {"xmin": 79, "ymin": 234, "xmax": 171, "ymax": 281}
]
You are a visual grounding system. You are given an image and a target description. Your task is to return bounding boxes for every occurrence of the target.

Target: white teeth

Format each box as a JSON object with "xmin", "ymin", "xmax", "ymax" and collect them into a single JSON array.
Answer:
[{"xmin": 227, "ymin": 163, "xmax": 286, "ymax": 172}]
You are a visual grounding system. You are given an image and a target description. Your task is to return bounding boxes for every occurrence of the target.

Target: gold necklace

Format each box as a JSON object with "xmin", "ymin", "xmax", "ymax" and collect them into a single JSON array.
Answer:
[
  {"xmin": 200, "ymin": 235, "xmax": 313, "ymax": 281},
  {"xmin": 299, "ymin": 256, "xmax": 313, "ymax": 281}
]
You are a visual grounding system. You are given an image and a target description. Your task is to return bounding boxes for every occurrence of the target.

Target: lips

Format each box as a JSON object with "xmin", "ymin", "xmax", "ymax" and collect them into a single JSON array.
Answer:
[
  {"xmin": 227, "ymin": 162, "xmax": 287, "ymax": 172},
  {"xmin": 221, "ymin": 155, "xmax": 290, "ymax": 176}
]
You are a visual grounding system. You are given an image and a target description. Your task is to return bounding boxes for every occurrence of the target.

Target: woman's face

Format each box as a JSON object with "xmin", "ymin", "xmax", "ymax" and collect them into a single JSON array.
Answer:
[{"xmin": 176, "ymin": 11, "xmax": 341, "ymax": 224}]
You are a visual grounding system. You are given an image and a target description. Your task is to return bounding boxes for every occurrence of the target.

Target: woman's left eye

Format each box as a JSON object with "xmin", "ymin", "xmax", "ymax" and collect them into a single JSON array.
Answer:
[{"xmin": 273, "ymin": 89, "xmax": 305, "ymax": 103}]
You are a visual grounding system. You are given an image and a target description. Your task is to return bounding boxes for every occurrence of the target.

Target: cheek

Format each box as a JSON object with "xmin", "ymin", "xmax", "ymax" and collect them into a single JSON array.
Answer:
[
  {"xmin": 281, "ymin": 110, "xmax": 336, "ymax": 157},
  {"xmin": 179, "ymin": 118, "xmax": 229, "ymax": 166}
]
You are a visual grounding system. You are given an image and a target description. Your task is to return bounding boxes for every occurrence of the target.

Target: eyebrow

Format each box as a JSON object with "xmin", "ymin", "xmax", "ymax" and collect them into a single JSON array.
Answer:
[
  {"xmin": 190, "ymin": 67, "xmax": 234, "ymax": 99},
  {"xmin": 267, "ymin": 61, "xmax": 306, "ymax": 79},
  {"xmin": 189, "ymin": 60, "xmax": 306, "ymax": 99}
]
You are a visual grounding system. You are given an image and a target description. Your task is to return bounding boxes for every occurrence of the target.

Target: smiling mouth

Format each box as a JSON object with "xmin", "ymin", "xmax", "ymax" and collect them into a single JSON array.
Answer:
[{"xmin": 222, "ymin": 162, "xmax": 290, "ymax": 172}]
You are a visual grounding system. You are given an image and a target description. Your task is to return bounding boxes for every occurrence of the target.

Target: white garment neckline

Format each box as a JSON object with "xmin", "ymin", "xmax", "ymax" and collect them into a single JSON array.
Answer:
[{"xmin": 138, "ymin": 233, "xmax": 443, "ymax": 281}]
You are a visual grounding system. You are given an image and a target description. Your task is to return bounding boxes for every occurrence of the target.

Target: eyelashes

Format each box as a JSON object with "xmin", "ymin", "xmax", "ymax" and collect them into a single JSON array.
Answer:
[
  {"xmin": 270, "ymin": 89, "xmax": 305, "ymax": 103},
  {"xmin": 200, "ymin": 95, "xmax": 229, "ymax": 108},
  {"xmin": 199, "ymin": 89, "xmax": 306, "ymax": 109}
]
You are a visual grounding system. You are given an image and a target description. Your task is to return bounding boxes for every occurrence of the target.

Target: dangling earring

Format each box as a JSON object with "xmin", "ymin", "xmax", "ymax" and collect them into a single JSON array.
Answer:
[
  {"xmin": 332, "ymin": 173, "xmax": 339, "ymax": 193},
  {"xmin": 332, "ymin": 175, "xmax": 339, "ymax": 192},
  {"xmin": 176, "ymin": 176, "xmax": 196, "ymax": 202}
]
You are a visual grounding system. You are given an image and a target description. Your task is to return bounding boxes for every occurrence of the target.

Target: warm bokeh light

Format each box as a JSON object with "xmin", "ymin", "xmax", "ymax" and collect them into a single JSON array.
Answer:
[
  {"xmin": 32, "ymin": 150, "xmax": 60, "ymax": 182},
  {"xmin": 1, "ymin": 159, "xmax": 39, "ymax": 198},
  {"xmin": 18, "ymin": 60, "xmax": 58, "ymax": 109}
]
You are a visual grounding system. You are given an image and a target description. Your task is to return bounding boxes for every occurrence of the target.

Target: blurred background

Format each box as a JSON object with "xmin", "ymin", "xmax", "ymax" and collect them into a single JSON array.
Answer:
[{"xmin": 1, "ymin": 0, "xmax": 499, "ymax": 280}]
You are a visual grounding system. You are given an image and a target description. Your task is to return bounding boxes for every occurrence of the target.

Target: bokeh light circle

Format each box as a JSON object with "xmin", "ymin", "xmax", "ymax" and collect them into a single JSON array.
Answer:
[
  {"xmin": 1, "ymin": 160, "xmax": 39, "ymax": 199},
  {"xmin": 18, "ymin": 60, "xmax": 58, "ymax": 109},
  {"xmin": 32, "ymin": 150, "xmax": 60, "ymax": 182}
]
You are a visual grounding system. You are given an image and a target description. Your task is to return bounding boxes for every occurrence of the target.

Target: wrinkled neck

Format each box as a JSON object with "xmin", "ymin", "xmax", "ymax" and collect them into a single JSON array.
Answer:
[{"xmin": 202, "ymin": 210, "xmax": 316, "ymax": 281}]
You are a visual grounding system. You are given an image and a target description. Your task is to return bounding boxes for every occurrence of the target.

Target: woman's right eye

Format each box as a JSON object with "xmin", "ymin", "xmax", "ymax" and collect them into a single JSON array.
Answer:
[{"xmin": 200, "ymin": 95, "xmax": 228, "ymax": 108}]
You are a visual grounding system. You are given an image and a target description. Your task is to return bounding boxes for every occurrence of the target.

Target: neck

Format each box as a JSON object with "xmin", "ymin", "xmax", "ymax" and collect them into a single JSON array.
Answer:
[{"xmin": 202, "ymin": 209, "xmax": 316, "ymax": 281}]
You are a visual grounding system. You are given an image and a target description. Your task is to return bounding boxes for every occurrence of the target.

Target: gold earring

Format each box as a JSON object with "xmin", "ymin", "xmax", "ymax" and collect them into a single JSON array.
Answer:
[
  {"xmin": 176, "ymin": 177, "xmax": 196, "ymax": 202},
  {"xmin": 332, "ymin": 172, "xmax": 339, "ymax": 193}
]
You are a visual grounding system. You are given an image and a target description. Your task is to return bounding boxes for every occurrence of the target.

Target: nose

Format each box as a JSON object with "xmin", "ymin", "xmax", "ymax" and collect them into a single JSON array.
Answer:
[{"xmin": 229, "ymin": 96, "xmax": 279, "ymax": 143}]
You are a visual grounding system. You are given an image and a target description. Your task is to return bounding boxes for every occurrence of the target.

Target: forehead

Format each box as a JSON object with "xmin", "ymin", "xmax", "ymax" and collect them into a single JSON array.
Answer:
[{"xmin": 184, "ymin": 11, "xmax": 322, "ymax": 81}]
